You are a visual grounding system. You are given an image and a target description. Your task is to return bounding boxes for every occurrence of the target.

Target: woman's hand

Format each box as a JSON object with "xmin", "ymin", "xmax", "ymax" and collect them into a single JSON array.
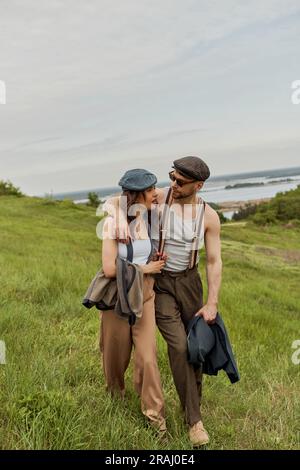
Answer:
[{"xmin": 141, "ymin": 260, "xmax": 166, "ymax": 274}]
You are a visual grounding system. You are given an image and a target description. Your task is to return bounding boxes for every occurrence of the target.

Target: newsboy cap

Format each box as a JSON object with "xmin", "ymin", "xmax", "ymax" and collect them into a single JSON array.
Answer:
[
  {"xmin": 172, "ymin": 156, "xmax": 210, "ymax": 181},
  {"xmin": 118, "ymin": 169, "xmax": 157, "ymax": 191}
]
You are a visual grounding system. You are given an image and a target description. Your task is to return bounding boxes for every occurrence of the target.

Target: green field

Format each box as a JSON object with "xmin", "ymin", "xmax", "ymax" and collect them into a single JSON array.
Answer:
[{"xmin": 0, "ymin": 196, "xmax": 299, "ymax": 450}]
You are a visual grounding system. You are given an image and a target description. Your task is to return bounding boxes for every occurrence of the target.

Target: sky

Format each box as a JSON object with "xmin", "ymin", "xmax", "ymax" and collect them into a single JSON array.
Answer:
[{"xmin": 0, "ymin": 0, "xmax": 300, "ymax": 196}]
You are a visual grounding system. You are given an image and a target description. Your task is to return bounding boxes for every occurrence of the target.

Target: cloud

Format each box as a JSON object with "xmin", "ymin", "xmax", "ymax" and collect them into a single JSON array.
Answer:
[{"xmin": 1, "ymin": 0, "xmax": 300, "ymax": 194}]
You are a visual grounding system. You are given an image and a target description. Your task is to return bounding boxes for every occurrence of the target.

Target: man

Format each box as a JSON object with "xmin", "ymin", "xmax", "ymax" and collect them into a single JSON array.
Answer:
[
  {"xmin": 103, "ymin": 155, "xmax": 222, "ymax": 446},
  {"xmin": 153, "ymin": 156, "xmax": 222, "ymax": 446}
]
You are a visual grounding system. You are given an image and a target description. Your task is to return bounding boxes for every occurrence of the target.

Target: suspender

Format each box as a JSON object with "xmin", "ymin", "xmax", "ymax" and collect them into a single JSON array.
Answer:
[
  {"xmin": 158, "ymin": 187, "xmax": 173, "ymax": 258},
  {"xmin": 126, "ymin": 239, "xmax": 134, "ymax": 263},
  {"xmin": 146, "ymin": 217, "xmax": 155, "ymax": 264},
  {"xmin": 158, "ymin": 188, "xmax": 206, "ymax": 269}
]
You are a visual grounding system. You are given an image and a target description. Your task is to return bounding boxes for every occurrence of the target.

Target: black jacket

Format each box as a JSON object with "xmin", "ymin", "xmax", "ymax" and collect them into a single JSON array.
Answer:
[{"xmin": 187, "ymin": 313, "xmax": 240, "ymax": 384}]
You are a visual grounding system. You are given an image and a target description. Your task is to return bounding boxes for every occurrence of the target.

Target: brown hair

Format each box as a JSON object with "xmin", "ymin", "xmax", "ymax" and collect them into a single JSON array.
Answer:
[
  {"xmin": 121, "ymin": 190, "xmax": 146, "ymax": 223},
  {"xmin": 121, "ymin": 189, "xmax": 152, "ymax": 238}
]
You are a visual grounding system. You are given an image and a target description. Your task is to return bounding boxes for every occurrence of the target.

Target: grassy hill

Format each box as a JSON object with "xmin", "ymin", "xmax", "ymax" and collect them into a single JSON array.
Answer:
[{"xmin": 0, "ymin": 196, "xmax": 299, "ymax": 450}]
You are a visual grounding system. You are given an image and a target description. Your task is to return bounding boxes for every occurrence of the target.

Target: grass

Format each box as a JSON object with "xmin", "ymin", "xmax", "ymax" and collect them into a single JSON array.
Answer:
[{"xmin": 0, "ymin": 195, "xmax": 299, "ymax": 450}]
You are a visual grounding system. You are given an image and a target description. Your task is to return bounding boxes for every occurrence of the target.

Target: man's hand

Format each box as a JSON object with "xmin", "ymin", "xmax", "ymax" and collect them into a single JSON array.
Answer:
[
  {"xmin": 103, "ymin": 196, "xmax": 130, "ymax": 244},
  {"xmin": 195, "ymin": 303, "xmax": 218, "ymax": 324},
  {"xmin": 153, "ymin": 251, "xmax": 168, "ymax": 262},
  {"xmin": 115, "ymin": 224, "xmax": 130, "ymax": 245}
]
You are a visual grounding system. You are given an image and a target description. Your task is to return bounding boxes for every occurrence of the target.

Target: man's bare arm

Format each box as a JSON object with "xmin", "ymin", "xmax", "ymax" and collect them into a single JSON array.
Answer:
[
  {"xmin": 103, "ymin": 187, "xmax": 169, "ymax": 243},
  {"xmin": 196, "ymin": 205, "xmax": 222, "ymax": 324}
]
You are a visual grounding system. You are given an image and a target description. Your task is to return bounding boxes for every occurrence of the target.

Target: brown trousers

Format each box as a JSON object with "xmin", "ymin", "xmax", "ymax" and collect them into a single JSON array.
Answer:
[
  {"xmin": 154, "ymin": 266, "xmax": 203, "ymax": 427},
  {"xmin": 100, "ymin": 275, "xmax": 166, "ymax": 431}
]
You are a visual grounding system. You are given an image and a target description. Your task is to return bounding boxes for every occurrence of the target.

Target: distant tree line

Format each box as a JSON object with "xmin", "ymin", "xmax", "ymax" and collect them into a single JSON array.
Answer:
[
  {"xmin": 207, "ymin": 202, "xmax": 227, "ymax": 224},
  {"xmin": 232, "ymin": 185, "xmax": 300, "ymax": 226},
  {"xmin": 225, "ymin": 182, "xmax": 264, "ymax": 189},
  {"xmin": 232, "ymin": 203, "xmax": 258, "ymax": 221}
]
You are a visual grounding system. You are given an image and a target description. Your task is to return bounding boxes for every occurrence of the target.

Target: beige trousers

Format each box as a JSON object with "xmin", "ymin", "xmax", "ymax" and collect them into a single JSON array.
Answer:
[{"xmin": 100, "ymin": 275, "xmax": 166, "ymax": 431}]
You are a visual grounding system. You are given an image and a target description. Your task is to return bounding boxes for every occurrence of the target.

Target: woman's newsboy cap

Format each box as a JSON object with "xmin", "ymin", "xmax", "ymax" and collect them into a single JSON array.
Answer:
[{"xmin": 118, "ymin": 169, "xmax": 157, "ymax": 191}]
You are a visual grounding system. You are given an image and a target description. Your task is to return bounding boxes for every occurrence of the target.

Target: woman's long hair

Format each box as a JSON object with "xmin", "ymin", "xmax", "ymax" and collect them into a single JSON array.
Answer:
[{"xmin": 121, "ymin": 189, "xmax": 152, "ymax": 239}]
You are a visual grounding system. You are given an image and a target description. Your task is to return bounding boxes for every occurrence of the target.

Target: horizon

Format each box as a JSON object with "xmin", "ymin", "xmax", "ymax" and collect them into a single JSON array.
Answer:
[{"xmin": 48, "ymin": 164, "xmax": 300, "ymax": 198}]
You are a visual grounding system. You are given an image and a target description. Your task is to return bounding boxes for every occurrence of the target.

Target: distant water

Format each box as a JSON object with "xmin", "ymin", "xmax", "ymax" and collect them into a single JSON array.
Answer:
[
  {"xmin": 201, "ymin": 177, "xmax": 300, "ymax": 204},
  {"xmin": 52, "ymin": 166, "xmax": 300, "ymax": 208},
  {"xmin": 222, "ymin": 210, "xmax": 235, "ymax": 220}
]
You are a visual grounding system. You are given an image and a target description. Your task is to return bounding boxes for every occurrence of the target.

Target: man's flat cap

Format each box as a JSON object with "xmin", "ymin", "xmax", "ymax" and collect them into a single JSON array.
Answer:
[
  {"xmin": 118, "ymin": 169, "xmax": 157, "ymax": 191},
  {"xmin": 173, "ymin": 156, "xmax": 210, "ymax": 181}
]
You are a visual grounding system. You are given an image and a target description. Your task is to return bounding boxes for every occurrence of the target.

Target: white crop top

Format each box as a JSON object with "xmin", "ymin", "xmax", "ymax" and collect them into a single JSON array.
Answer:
[
  {"xmin": 103, "ymin": 216, "xmax": 152, "ymax": 265},
  {"xmin": 118, "ymin": 238, "xmax": 152, "ymax": 265}
]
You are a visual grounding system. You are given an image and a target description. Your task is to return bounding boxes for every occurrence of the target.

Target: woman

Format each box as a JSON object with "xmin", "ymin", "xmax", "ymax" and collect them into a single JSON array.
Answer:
[{"xmin": 100, "ymin": 169, "xmax": 167, "ymax": 433}]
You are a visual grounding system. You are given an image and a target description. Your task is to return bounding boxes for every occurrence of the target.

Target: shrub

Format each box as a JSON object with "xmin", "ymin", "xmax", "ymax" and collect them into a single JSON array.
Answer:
[
  {"xmin": 252, "ymin": 185, "xmax": 300, "ymax": 226},
  {"xmin": 0, "ymin": 180, "xmax": 24, "ymax": 197},
  {"xmin": 232, "ymin": 203, "xmax": 258, "ymax": 221},
  {"xmin": 217, "ymin": 211, "xmax": 227, "ymax": 224},
  {"xmin": 87, "ymin": 192, "xmax": 100, "ymax": 207}
]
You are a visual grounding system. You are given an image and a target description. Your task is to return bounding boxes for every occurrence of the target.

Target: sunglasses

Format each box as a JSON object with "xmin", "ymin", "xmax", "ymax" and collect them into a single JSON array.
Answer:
[{"xmin": 169, "ymin": 171, "xmax": 196, "ymax": 187}]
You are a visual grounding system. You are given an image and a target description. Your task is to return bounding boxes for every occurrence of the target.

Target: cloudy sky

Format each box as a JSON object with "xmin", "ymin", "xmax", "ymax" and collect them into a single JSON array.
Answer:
[{"xmin": 1, "ymin": 0, "xmax": 300, "ymax": 196}]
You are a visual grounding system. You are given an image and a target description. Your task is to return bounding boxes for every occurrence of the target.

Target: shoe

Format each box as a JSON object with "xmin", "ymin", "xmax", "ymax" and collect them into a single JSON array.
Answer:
[
  {"xmin": 147, "ymin": 417, "xmax": 169, "ymax": 444},
  {"xmin": 144, "ymin": 409, "xmax": 166, "ymax": 432},
  {"xmin": 189, "ymin": 420, "xmax": 209, "ymax": 447},
  {"xmin": 156, "ymin": 428, "xmax": 170, "ymax": 445}
]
